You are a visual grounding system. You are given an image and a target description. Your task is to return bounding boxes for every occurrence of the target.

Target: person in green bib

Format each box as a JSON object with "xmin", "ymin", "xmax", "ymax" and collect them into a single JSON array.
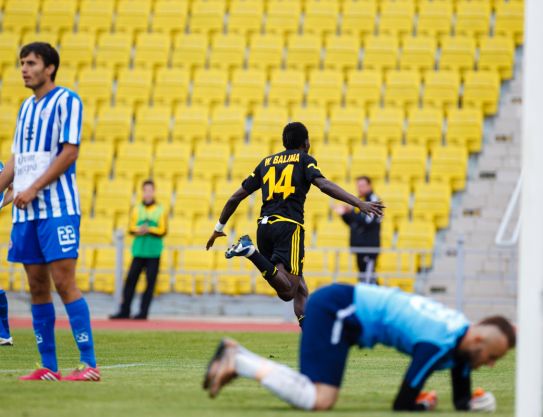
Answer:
[{"xmin": 110, "ymin": 179, "xmax": 167, "ymax": 320}]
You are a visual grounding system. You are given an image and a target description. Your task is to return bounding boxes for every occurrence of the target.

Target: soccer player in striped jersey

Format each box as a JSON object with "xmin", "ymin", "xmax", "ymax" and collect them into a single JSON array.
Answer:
[{"xmin": 0, "ymin": 43, "xmax": 99, "ymax": 381}]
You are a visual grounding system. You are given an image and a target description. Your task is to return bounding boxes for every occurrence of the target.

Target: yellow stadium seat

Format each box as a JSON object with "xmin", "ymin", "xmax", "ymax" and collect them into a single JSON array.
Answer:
[
  {"xmin": 389, "ymin": 144, "xmax": 427, "ymax": 189},
  {"xmin": 266, "ymin": 0, "xmax": 301, "ymax": 38},
  {"xmin": 417, "ymin": 0, "xmax": 453, "ymax": 42},
  {"xmin": 315, "ymin": 219, "xmax": 349, "ymax": 247},
  {"xmin": 172, "ymin": 33, "xmax": 209, "ymax": 70},
  {"xmin": 439, "ymin": 36, "xmax": 476, "ymax": 76},
  {"xmin": 79, "ymin": 0, "xmax": 114, "ymax": 35},
  {"xmin": 77, "ymin": 67, "xmax": 113, "ymax": 109},
  {"xmin": 172, "ymin": 105, "xmax": 209, "ymax": 146},
  {"xmin": 406, "ymin": 107, "xmax": 443, "ymax": 152},
  {"xmin": 21, "ymin": 31, "xmax": 59, "ymax": 48},
  {"xmin": 116, "ymin": 68, "xmax": 153, "ymax": 110},
  {"xmin": 192, "ymin": 68, "xmax": 228, "ymax": 107},
  {"xmin": 306, "ymin": 70, "xmax": 343, "ymax": 110},
  {"xmin": 374, "ymin": 182, "xmax": 409, "ymax": 226},
  {"xmin": 328, "ymin": 107, "xmax": 365, "ymax": 147},
  {"xmin": 341, "ymin": 0, "xmax": 377, "ymax": 41},
  {"xmin": 77, "ymin": 141, "xmax": 113, "ymax": 182},
  {"xmin": 367, "ymin": 107, "xmax": 404, "ymax": 150},
  {"xmin": 290, "ymin": 106, "xmax": 326, "ymax": 146},
  {"xmin": 190, "ymin": 0, "xmax": 226, "ymax": 35},
  {"xmin": 478, "ymin": 36, "xmax": 515, "ymax": 80},
  {"xmin": 0, "ymin": 104, "xmax": 17, "ymax": 143},
  {"xmin": 446, "ymin": 107, "xmax": 483, "ymax": 153},
  {"xmin": 379, "ymin": 0, "xmax": 415, "ymax": 39},
  {"xmin": 384, "ymin": 70, "xmax": 420, "ymax": 110},
  {"xmin": 230, "ymin": 68, "xmax": 266, "ymax": 113},
  {"xmin": 380, "ymin": 219, "xmax": 394, "ymax": 248},
  {"xmin": 248, "ymin": 33, "xmax": 284, "ymax": 72},
  {"xmin": 303, "ymin": 249, "xmax": 334, "ymax": 274},
  {"xmin": 430, "ymin": 145, "xmax": 468, "ymax": 191},
  {"xmin": 304, "ymin": 186, "xmax": 331, "ymax": 224},
  {"xmin": 115, "ymin": 142, "xmax": 152, "ymax": 184},
  {"xmin": 251, "ymin": 106, "xmax": 288, "ymax": 146},
  {"xmin": 1, "ymin": 67, "xmax": 29, "ymax": 106},
  {"xmin": 216, "ymin": 271, "xmax": 253, "ymax": 296},
  {"xmin": 228, "ymin": 0, "xmax": 263, "ymax": 36},
  {"xmin": 350, "ymin": 144, "xmax": 388, "ymax": 183},
  {"xmin": 96, "ymin": 32, "xmax": 132, "ymax": 73},
  {"xmin": 152, "ymin": 67, "xmax": 190, "ymax": 109},
  {"xmin": 151, "ymin": 0, "xmax": 189, "ymax": 37},
  {"xmin": 399, "ymin": 36, "xmax": 437, "ymax": 75},
  {"xmin": 213, "ymin": 180, "xmax": 250, "ymax": 218},
  {"xmin": 345, "ymin": 70, "xmax": 382, "ymax": 110},
  {"xmin": 153, "ymin": 142, "xmax": 191, "ymax": 181},
  {"xmin": 164, "ymin": 217, "xmax": 192, "ymax": 246},
  {"xmin": 192, "ymin": 143, "xmax": 230, "ymax": 182},
  {"xmin": 55, "ymin": 67, "xmax": 77, "ymax": 90},
  {"xmin": 231, "ymin": 142, "xmax": 266, "ymax": 180},
  {"xmin": 495, "ymin": 1, "xmax": 524, "ymax": 46},
  {"xmin": 324, "ymin": 35, "xmax": 360, "ymax": 72},
  {"xmin": 303, "ymin": 0, "xmax": 339, "ymax": 37},
  {"xmin": 268, "ymin": 69, "xmax": 305, "ymax": 110},
  {"xmin": 77, "ymin": 178, "xmax": 94, "ymax": 216},
  {"xmin": 115, "ymin": 0, "xmax": 152, "ymax": 36},
  {"xmin": 397, "ymin": 220, "xmax": 435, "ymax": 268},
  {"xmin": 376, "ymin": 251, "xmax": 417, "ymax": 275},
  {"xmin": 134, "ymin": 32, "xmax": 170, "ymax": 70},
  {"xmin": 455, "ymin": 0, "xmax": 490, "ymax": 41},
  {"xmin": 209, "ymin": 33, "xmax": 246, "ymax": 72},
  {"xmin": 94, "ymin": 247, "xmax": 132, "ymax": 293},
  {"xmin": 413, "ymin": 182, "xmax": 451, "ymax": 229},
  {"xmin": 60, "ymin": 32, "xmax": 95, "ymax": 70},
  {"xmin": 422, "ymin": 70, "xmax": 460, "ymax": 113},
  {"xmin": 174, "ymin": 179, "xmax": 213, "ymax": 220},
  {"xmin": 286, "ymin": 34, "xmax": 321, "ymax": 72},
  {"xmin": 95, "ymin": 178, "xmax": 133, "ymax": 218},
  {"xmin": 2, "ymin": 0, "xmax": 38, "ymax": 34},
  {"xmin": 313, "ymin": 144, "xmax": 349, "ymax": 182},
  {"xmin": 209, "ymin": 105, "xmax": 246, "ymax": 145},
  {"xmin": 80, "ymin": 217, "xmax": 114, "ymax": 244},
  {"xmin": 176, "ymin": 249, "xmax": 216, "ymax": 295},
  {"xmin": 40, "ymin": 0, "xmax": 76, "ymax": 36},
  {"xmin": 94, "ymin": 105, "xmax": 132, "ymax": 144},
  {"xmin": 363, "ymin": 35, "xmax": 399, "ymax": 72},
  {"xmin": 463, "ymin": 70, "xmax": 500, "ymax": 116},
  {"xmin": 76, "ymin": 248, "xmax": 94, "ymax": 292},
  {"xmin": 133, "ymin": 105, "xmax": 172, "ymax": 145}
]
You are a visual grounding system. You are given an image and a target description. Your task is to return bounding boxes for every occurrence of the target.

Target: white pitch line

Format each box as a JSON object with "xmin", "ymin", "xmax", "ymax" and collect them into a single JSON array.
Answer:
[{"xmin": 0, "ymin": 363, "xmax": 148, "ymax": 374}]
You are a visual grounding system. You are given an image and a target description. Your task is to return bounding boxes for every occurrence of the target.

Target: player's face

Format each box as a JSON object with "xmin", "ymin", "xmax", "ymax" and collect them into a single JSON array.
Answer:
[
  {"xmin": 20, "ymin": 53, "xmax": 54, "ymax": 90},
  {"xmin": 467, "ymin": 333, "xmax": 509, "ymax": 369},
  {"xmin": 356, "ymin": 179, "xmax": 371, "ymax": 197},
  {"xmin": 142, "ymin": 184, "xmax": 155, "ymax": 204}
]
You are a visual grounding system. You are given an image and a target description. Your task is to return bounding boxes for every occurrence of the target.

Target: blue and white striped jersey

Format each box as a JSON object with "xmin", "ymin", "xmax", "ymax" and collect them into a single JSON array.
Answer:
[{"xmin": 11, "ymin": 86, "xmax": 82, "ymax": 223}]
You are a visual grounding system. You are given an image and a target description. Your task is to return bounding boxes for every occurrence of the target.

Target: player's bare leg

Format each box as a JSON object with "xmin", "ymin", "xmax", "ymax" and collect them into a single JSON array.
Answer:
[
  {"xmin": 49, "ymin": 259, "xmax": 81, "ymax": 304},
  {"xmin": 25, "ymin": 264, "xmax": 53, "ymax": 304},
  {"xmin": 293, "ymin": 276, "xmax": 308, "ymax": 325},
  {"xmin": 204, "ymin": 338, "xmax": 339, "ymax": 410}
]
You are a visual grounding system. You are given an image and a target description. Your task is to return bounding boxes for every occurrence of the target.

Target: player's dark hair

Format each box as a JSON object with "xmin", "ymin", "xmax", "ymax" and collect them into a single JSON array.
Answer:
[
  {"xmin": 142, "ymin": 179, "xmax": 155, "ymax": 189},
  {"xmin": 479, "ymin": 316, "xmax": 516, "ymax": 348},
  {"xmin": 283, "ymin": 122, "xmax": 308, "ymax": 150},
  {"xmin": 356, "ymin": 175, "xmax": 372, "ymax": 184},
  {"xmin": 20, "ymin": 42, "xmax": 60, "ymax": 81}
]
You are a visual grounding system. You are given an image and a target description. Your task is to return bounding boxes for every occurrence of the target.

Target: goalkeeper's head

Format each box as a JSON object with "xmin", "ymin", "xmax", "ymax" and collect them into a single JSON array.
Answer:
[{"xmin": 458, "ymin": 316, "xmax": 516, "ymax": 370}]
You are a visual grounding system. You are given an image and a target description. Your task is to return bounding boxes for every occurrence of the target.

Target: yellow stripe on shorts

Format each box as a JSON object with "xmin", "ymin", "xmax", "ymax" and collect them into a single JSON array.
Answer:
[{"xmin": 291, "ymin": 225, "xmax": 300, "ymax": 275}]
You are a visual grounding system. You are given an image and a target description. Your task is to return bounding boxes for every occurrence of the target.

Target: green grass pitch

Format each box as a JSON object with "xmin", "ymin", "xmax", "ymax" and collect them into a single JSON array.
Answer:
[{"xmin": 1, "ymin": 329, "xmax": 514, "ymax": 416}]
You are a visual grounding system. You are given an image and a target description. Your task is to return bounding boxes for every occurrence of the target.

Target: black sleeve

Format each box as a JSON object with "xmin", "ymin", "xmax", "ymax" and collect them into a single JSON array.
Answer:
[
  {"xmin": 341, "ymin": 211, "xmax": 357, "ymax": 226},
  {"xmin": 241, "ymin": 161, "xmax": 262, "ymax": 194},
  {"xmin": 303, "ymin": 154, "xmax": 324, "ymax": 183},
  {"xmin": 393, "ymin": 343, "xmax": 445, "ymax": 411},
  {"xmin": 451, "ymin": 363, "xmax": 472, "ymax": 410}
]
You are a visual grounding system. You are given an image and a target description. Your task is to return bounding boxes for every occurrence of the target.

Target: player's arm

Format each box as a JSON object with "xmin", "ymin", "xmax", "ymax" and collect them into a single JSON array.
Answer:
[
  {"xmin": 451, "ymin": 362, "xmax": 472, "ymax": 410},
  {"xmin": 393, "ymin": 343, "xmax": 445, "ymax": 411},
  {"xmin": 2, "ymin": 185, "xmax": 14, "ymax": 208},
  {"xmin": 0, "ymin": 156, "xmax": 15, "ymax": 194},
  {"xmin": 13, "ymin": 144, "xmax": 79, "ymax": 209}
]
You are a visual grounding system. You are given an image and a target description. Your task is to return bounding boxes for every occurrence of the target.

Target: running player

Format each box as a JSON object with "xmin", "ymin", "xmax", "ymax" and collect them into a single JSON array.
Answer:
[
  {"xmin": 0, "ymin": 178, "xmax": 14, "ymax": 346},
  {"xmin": 206, "ymin": 122, "xmax": 384, "ymax": 324},
  {"xmin": 204, "ymin": 283, "xmax": 515, "ymax": 412},
  {"xmin": 0, "ymin": 43, "xmax": 99, "ymax": 381}
]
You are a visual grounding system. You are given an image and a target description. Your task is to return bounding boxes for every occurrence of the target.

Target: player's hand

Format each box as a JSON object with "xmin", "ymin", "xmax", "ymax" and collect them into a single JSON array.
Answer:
[
  {"xmin": 416, "ymin": 390, "xmax": 438, "ymax": 411},
  {"xmin": 206, "ymin": 231, "xmax": 226, "ymax": 250},
  {"xmin": 13, "ymin": 185, "xmax": 38, "ymax": 209},
  {"xmin": 469, "ymin": 388, "xmax": 496, "ymax": 412},
  {"xmin": 137, "ymin": 225, "xmax": 149, "ymax": 235},
  {"xmin": 358, "ymin": 200, "xmax": 385, "ymax": 217}
]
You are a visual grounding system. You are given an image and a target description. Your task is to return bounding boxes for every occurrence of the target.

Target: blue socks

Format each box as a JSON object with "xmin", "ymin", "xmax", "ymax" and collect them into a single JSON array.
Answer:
[
  {"xmin": 31, "ymin": 303, "xmax": 58, "ymax": 372},
  {"xmin": 65, "ymin": 298, "xmax": 96, "ymax": 368},
  {"xmin": 0, "ymin": 290, "xmax": 10, "ymax": 339}
]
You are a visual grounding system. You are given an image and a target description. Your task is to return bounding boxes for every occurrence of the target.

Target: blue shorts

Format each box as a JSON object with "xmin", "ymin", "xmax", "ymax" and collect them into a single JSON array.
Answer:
[
  {"xmin": 300, "ymin": 284, "xmax": 362, "ymax": 387},
  {"xmin": 8, "ymin": 215, "xmax": 80, "ymax": 264}
]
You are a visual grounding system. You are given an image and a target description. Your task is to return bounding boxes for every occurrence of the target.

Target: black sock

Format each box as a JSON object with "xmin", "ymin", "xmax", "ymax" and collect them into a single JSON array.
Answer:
[{"xmin": 248, "ymin": 251, "xmax": 277, "ymax": 279}]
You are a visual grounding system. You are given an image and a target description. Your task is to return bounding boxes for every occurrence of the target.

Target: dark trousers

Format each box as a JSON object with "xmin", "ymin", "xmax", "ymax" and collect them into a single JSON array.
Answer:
[
  {"xmin": 356, "ymin": 252, "xmax": 378, "ymax": 284},
  {"xmin": 119, "ymin": 257, "xmax": 160, "ymax": 318}
]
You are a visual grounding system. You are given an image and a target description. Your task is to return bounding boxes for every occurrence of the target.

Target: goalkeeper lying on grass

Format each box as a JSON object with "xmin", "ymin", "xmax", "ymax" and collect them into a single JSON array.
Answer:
[{"xmin": 204, "ymin": 283, "xmax": 515, "ymax": 412}]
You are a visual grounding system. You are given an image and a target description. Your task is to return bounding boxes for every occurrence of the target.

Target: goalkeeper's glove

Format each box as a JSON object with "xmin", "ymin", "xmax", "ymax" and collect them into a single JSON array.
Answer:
[
  {"xmin": 470, "ymin": 388, "xmax": 496, "ymax": 412},
  {"xmin": 416, "ymin": 390, "xmax": 438, "ymax": 411}
]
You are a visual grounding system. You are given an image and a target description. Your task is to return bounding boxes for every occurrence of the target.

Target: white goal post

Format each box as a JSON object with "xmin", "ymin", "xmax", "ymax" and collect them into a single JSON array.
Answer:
[{"xmin": 516, "ymin": 0, "xmax": 543, "ymax": 415}]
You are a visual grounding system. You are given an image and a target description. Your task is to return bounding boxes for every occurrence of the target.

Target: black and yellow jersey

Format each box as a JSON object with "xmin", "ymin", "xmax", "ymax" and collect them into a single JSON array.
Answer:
[{"xmin": 241, "ymin": 149, "xmax": 324, "ymax": 224}]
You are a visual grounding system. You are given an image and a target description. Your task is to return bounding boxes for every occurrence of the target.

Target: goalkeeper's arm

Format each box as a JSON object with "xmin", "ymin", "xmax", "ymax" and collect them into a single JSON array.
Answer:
[{"xmin": 451, "ymin": 363, "xmax": 472, "ymax": 410}]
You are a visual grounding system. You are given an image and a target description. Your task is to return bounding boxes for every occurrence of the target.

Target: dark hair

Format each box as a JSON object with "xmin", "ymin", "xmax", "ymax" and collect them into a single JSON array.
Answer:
[
  {"xmin": 283, "ymin": 122, "xmax": 308, "ymax": 150},
  {"xmin": 20, "ymin": 42, "xmax": 60, "ymax": 81},
  {"xmin": 142, "ymin": 179, "xmax": 155, "ymax": 188},
  {"xmin": 356, "ymin": 175, "xmax": 372, "ymax": 184},
  {"xmin": 480, "ymin": 316, "xmax": 516, "ymax": 348}
]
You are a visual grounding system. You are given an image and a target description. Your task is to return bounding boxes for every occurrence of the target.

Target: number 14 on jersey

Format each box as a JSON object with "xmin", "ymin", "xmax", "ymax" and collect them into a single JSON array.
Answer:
[{"xmin": 263, "ymin": 164, "xmax": 296, "ymax": 200}]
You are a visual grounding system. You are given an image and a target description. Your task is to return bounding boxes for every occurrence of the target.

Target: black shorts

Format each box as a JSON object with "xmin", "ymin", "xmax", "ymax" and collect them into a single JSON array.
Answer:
[{"xmin": 256, "ymin": 220, "xmax": 304, "ymax": 276}]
